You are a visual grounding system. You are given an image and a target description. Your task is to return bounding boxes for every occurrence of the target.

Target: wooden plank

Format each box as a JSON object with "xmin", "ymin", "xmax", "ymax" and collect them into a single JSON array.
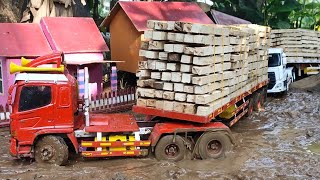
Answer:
[
  {"xmin": 136, "ymin": 70, "xmax": 151, "ymax": 78},
  {"xmin": 171, "ymin": 72, "xmax": 182, "ymax": 82},
  {"xmin": 155, "ymin": 90, "xmax": 164, "ymax": 99},
  {"xmin": 186, "ymin": 94, "xmax": 195, "ymax": 103},
  {"xmin": 168, "ymin": 53, "xmax": 181, "ymax": 61},
  {"xmin": 137, "ymin": 98, "xmax": 147, "ymax": 107},
  {"xmin": 193, "ymin": 54, "xmax": 231, "ymax": 65},
  {"xmin": 163, "ymin": 82, "xmax": 173, "ymax": 91},
  {"xmin": 151, "ymin": 72, "xmax": 161, "ymax": 80},
  {"xmin": 191, "ymin": 71, "xmax": 234, "ymax": 85},
  {"xmin": 137, "ymin": 88, "xmax": 155, "ymax": 98},
  {"xmin": 148, "ymin": 40, "xmax": 164, "ymax": 50},
  {"xmin": 167, "ymin": 63, "xmax": 180, "ymax": 71},
  {"xmin": 184, "ymin": 85, "xmax": 194, "ymax": 93},
  {"xmin": 191, "ymin": 62, "xmax": 231, "ymax": 75},
  {"xmin": 152, "ymin": 31, "xmax": 167, "ymax": 40},
  {"xmin": 161, "ymin": 72, "xmax": 171, "ymax": 81},
  {"xmin": 194, "ymin": 90, "xmax": 221, "ymax": 104},
  {"xmin": 184, "ymin": 103, "xmax": 196, "ymax": 114},
  {"xmin": 173, "ymin": 102, "xmax": 184, "ymax": 113},
  {"xmin": 137, "ymin": 79, "xmax": 155, "ymax": 87},
  {"xmin": 138, "ymin": 61, "xmax": 148, "ymax": 69},
  {"xmin": 159, "ymin": 52, "xmax": 168, "ymax": 60},
  {"xmin": 164, "ymin": 44, "xmax": 187, "ymax": 53},
  {"xmin": 175, "ymin": 93, "xmax": 187, "ymax": 101},
  {"xmin": 180, "ymin": 64, "xmax": 192, "ymax": 73},
  {"xmin": 181, "ymin": 73, "xmax": 193, "ymax": 83},
  {"xmin": 155, "ymin": 100, "xmax": 164, "ymax": 109},
  {"xmin": 146, "ymin": 99, "xmax": 156, "ymax": 107},
  {"xmin": 184, "ymin": 46, "xmax": 232, "ymax": 56},
  {"xmin": 163, "ymin": 91, "xmax": 175, "ymax": 100},
  {"xmin": 181, "ymin": 55, "xmax": 193, "ymax": 64},
  {"xmin": 155, "ymin": 61, "xmax": 166, "ymax": 70},
  {"xmin": 163, "ymin": 101, "xmax": 174, "ymax": 111},
  {"xmin": 174, "ymin": 83, "xmax": 184, "ymax": 92}
]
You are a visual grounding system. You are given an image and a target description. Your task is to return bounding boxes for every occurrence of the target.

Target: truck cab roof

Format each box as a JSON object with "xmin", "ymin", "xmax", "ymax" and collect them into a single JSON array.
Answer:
[
  {"xmin": 268, "ymin": 48, "xmax": 283, "ymax": 54},
  {"xmin": 15, "ymin": 73, "xmax": 69, "ymax": 83}
]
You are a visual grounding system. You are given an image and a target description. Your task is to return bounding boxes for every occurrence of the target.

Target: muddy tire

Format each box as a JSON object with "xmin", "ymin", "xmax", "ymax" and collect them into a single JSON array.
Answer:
[
  {"xmin": 197, "ymin": 132, "xmax": 231, "ymax": 159},
  {"xmin": 259, "ymin": 89, "xmax": 267, "ymax": 109},
  {"xmin": 155, "ymin": 135, "xmax": 186, "ymax": 161},
  {"xmin": 252, "ymin": 92, "xmax": 261, "ymax": 112},
  {"xmin": 245, "ymin": 98, "xmax": 254, "ymax": 117},
  {"xmin": 34, "ymin": 136, "xmax": 69, "ymax": 166}
]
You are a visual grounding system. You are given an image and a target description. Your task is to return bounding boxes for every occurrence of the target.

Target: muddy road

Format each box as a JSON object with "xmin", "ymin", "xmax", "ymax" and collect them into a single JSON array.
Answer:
[{"xmin": 0, "ymin": 90, "xmax": 319, "ymax": 180}]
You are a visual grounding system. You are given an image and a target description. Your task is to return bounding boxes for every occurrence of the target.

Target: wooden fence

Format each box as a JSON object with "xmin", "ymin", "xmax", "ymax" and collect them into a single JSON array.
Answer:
[
  {"xmin": 84, "ymin": 87, "xmax": 137, "ymax": 113},
  {"xmin": 0, "ymin": 87, "xmax": 137, "ymax": 128}
]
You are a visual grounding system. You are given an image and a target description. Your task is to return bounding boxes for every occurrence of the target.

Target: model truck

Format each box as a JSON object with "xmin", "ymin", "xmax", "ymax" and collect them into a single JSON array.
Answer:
[
  {"xmin": 7, "ymin": 53, "xmax": 267, "ymax": 165},
  {"xmin": 267, "ymin": 48, "xmax": 295, "ymax": 94}
]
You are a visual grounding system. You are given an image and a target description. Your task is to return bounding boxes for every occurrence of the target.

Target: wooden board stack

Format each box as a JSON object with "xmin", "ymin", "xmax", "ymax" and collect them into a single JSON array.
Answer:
[
  {"xmin": 271, "ymin": 29, "xmax": 320, "ymax": 63},
  {"xmin": 137, "ymin": 20, "xmax": 269, "ymax": 116}
]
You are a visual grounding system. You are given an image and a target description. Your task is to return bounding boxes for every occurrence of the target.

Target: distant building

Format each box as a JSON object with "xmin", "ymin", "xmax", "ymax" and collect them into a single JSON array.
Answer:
[
  {"xmin": 0, "ymin": 17, "xmax": 109, "ymax": 105},
  {"xmin": 100, "ymin": 1, "xmax": 213, "ymax": 73}
]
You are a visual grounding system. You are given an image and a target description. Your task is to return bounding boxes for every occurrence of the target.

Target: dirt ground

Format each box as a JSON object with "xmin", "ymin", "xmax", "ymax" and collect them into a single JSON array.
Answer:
[{"xmin": 0, "ymin": 86, "xmax": 319, "ymax": 179}]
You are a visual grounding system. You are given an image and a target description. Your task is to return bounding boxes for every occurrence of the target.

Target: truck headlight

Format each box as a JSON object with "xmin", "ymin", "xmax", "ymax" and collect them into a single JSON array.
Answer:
[{"xmin": 275, "ymin": 82, "xmax": 283, "ymax": 89}]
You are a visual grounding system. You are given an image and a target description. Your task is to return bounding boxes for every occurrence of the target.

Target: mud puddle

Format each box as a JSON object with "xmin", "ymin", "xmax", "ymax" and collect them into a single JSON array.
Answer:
[{"xmin": 0, "ymin": 91, "xmax": 319, "ymax": 180}]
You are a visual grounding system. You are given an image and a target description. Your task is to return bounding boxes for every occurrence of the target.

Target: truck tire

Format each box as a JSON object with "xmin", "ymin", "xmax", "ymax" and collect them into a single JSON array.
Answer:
[
  {"xmin": 197, "ymin": 132, "xmax": 231, "ymax": 159},
  {"xmin": 252, "ymin": 92, "xmax": 261, "ymax": 111},
  {"xmin": 245, "ymin": 98, "xmax": 254, "ymax": 117},
  {"xmin": 155, "ymin": 135, "xmax": 186, "ymax": 161},
  {"xmin": 34, "ymin": 135, "xmax": 69, "ymax": 166}
]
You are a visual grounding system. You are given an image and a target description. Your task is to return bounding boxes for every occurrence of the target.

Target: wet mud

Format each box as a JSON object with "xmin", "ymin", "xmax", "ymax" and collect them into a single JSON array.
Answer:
[{"xmin": 0, "ymin": 90, "xmax": 319, "ymax": 180}]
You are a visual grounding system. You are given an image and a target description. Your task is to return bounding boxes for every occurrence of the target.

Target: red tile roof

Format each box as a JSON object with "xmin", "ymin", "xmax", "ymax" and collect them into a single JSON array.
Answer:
[
  {"xmin": 101, "ymin": 1, "xmax": 213, "ymax": 32},
  {"xmin": 0, "ymin": 23, "xmax": 52, "ymax": 57},
  {"xmin": 41, "ymin": 17, "xmax": 109, "ymax": 53},
  {"xmin": 210, "ymin": 10, "xmax": 251, "ymax": 25}
]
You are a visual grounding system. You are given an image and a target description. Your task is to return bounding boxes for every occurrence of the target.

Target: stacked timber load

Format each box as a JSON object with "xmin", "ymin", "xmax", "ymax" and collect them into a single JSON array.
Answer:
[
  {"xmin": 137, "ymin": 20, "xmax": 269, "ymax": 116},
  {"xmin": 271, "ymin": 29, "xmax": 320, "ymax": 63}
]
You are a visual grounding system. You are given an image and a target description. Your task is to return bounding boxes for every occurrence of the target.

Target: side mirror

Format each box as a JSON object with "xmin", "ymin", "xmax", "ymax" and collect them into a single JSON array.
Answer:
[
  {"xmin": 7, "ymin": 84, "xmax": 17, "ymax": 106},
  {"xmin": 283, "ymin": 57, "xmax": 287, "ymax": 66}
]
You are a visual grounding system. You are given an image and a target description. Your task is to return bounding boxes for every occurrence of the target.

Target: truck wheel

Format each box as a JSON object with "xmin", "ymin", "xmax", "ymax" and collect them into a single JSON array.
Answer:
[
  {"xmin": 155, "ymin": 135, "xmax": 186, "ymax": 161},
  {"xmin": 245, "ymin": 98, "xmax": 253, "ymax": 117},
  {"xmin": 197, "ymin": 132, "xmax": 231, "ymax": 159},
  {"xmin": 34, "ymin": 136, "xmax": 69, "ymax": 166},
  {"xmin": 252, "ymin": 92, "xmax": 261, "ymax": 111}
]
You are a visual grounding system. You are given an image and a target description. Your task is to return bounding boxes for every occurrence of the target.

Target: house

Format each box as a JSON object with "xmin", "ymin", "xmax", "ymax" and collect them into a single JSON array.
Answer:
[
  {"xmin": 40, "ymin": 17, "xmax": 109, "ymax": 96},
  {"xmin": 100, "ymin": 1, "xmax": 213, "ymax": 73},
  {"xmin": 0, "ymin": 17, "xmax": 109, "ymax": 105},
  {"xmin": 207, "ymin": 10, "xmax": 251, "ymax": 25},
  {"xmin": 0, "ymin": 23, "xmax": 53, "ymax": 105}
]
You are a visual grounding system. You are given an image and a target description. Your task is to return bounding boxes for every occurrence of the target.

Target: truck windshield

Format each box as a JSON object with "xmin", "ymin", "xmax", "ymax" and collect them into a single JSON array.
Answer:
[{"xmin": 268, "ymin": 53, "xmax": 281, "ymax": 67}]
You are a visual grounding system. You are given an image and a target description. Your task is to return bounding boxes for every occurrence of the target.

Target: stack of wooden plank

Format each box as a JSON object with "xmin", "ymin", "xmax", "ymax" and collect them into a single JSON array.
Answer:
[
  {"xmin": 271, "ymin": 29, "xmax": 320, "ymax": 63},
  {"xmin": 136, "ymin": 20, "xmax": 269, "ymax": 116}
]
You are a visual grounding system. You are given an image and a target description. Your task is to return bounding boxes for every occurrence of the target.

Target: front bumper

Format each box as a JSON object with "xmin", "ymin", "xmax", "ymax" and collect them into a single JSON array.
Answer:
[{"xmin": 267, "ymin": 81, "xmax": 286, "ymax": 93}]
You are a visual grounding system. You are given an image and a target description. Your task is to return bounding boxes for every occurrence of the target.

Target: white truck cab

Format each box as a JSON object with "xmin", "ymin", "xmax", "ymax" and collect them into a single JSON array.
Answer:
[{"xmin": 267, "ymin": 48, "xmax": 295, "ymax": 93}]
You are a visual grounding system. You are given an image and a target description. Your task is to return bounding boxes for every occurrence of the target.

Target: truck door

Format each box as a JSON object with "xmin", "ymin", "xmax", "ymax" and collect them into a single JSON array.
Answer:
[{"xmin": 12, "ymin": 85, "xmax": 55, "ymax": 142}]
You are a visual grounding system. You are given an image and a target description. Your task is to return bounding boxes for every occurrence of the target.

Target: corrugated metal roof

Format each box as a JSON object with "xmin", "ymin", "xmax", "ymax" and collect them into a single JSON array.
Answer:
[
  {"xmin": 209, "ymin": 10, "xmax": 251, "ymax": 25},
  {"xmin": 41, "ymin": 17, "xmax": 109, "ymax": 53},
  {"xmin": 101, "ymin": 1, "xmax": 214, "ymax": 32},
  {"xmin": 0, "ymin": 23, "xmax": 52, "ymax": 57}
]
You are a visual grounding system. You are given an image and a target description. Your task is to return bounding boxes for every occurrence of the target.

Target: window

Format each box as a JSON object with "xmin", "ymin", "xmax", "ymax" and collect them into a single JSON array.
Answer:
[
  {"xmin": 0, "ymin": 61, "xmax": 3, "ymax": 94},
  {"xmin": 268, "ymin": 53, "xmax": 281, "ymax": 67},
  {"xmin": 19, "ymin": 86, "xmax": 52, "ymax": 112}
]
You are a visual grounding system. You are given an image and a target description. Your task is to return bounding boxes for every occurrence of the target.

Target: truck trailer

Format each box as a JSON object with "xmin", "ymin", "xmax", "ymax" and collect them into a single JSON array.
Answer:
[{"xmin": 8, "ymin": 53, "xmax": 267, "ymax": 165}]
